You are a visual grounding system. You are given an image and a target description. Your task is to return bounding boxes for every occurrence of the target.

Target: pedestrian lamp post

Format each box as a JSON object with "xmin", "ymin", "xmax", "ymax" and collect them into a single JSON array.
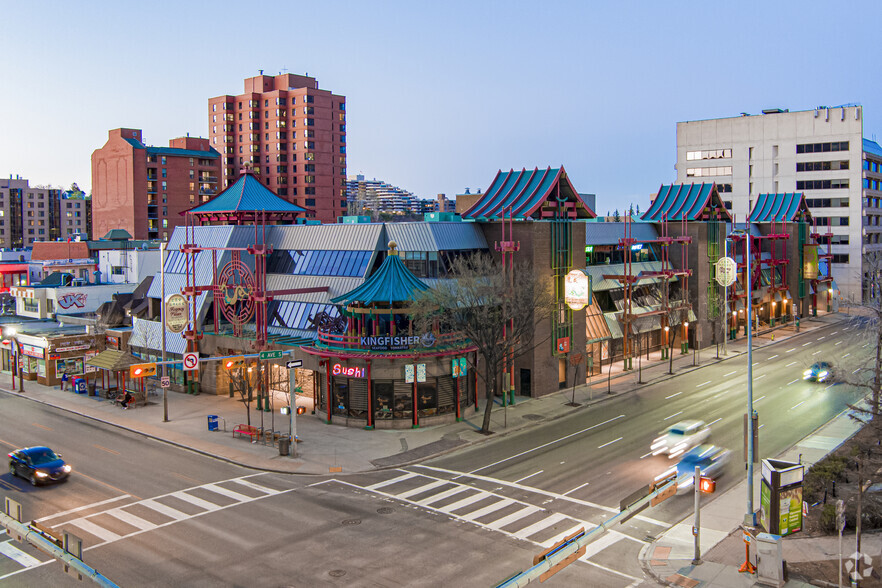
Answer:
[
  {"xmin": 663, "ymin": 325, "xmax": 670, "ymax": 359},
  {"xmin": 4, "ymin": 327, "xmax": 23, "ymax": 393},
  {"xmin": 731, "ymin": 228, "xmax": 757, "ymax": 527}
]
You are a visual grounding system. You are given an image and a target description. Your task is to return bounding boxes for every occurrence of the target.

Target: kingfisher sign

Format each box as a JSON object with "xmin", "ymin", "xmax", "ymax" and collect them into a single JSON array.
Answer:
[{"xmin": 360, "ymin": 332, "xmax": 436, "ymax": 351}]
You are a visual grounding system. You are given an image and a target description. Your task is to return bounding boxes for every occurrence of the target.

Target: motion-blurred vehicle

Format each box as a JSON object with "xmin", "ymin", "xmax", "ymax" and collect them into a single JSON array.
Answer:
[
  {"xmin": 675, "ymin": 445, "xmax": 730, "ymax": 493},
  {"xmin": 651, "ymin": 419, "xmax": 710, "ymax": 458},
  {"xmin": 803, "ymin": 361, "xmax": 834, "ymax": 383},
  {"xmin": 8, "ymin": 446, "xmax": 71, "ymax": 486}
]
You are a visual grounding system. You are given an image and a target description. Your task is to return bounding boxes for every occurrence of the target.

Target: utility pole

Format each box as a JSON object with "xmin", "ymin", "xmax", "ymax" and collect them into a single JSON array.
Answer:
[
  {"xmin": 160, "ymin": 241, "xmax": 168, "ymax": 422},
  {"xmin": 744, "ymin": 231, "xmax": 756, "ymax": 526},
  {"xmin": 693, "ymin": 465, "xmax": 702, "ymax": 565}
]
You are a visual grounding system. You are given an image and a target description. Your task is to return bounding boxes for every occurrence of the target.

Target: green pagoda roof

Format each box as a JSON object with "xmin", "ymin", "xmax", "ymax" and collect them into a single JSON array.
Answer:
[{"xmin": 331, "ymin": 242, "xmax": 429, "ymax": 306}]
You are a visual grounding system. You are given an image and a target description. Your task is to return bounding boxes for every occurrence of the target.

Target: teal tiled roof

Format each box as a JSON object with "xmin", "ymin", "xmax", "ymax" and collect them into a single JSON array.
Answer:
[
  {"xmin": 748, "ymin": 193, "xmax": 812, "ymax": 223},
  {"xmin": 188, "ymin": 173, "xmax": 307, "ymax": 214},
  {"xmin": 331, "ymin": 251, "xmax": 428, "ymax": 306},
  {"xmin": 642, "ymin": 183, "xmax": 732, "ymax": 222},
  {"xmin": 124, "ymin": 138, "xmax": 220, "ymax": 159}
]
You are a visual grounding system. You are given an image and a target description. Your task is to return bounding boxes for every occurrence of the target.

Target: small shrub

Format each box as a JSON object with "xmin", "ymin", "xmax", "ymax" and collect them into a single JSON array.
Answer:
[{"xmin": 819, "ymin": 503, "xmax": 839, "ymax": 533}]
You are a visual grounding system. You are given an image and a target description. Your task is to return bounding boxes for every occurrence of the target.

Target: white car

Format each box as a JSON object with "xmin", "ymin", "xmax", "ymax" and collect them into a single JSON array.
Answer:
[{"xmin": 651, "ymin": 420, "xmax": 711, "ymax": 459}]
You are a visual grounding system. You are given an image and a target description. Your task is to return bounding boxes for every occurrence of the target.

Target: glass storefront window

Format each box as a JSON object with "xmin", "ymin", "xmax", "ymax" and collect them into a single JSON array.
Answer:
[
  {"xmin": 417, "ymin": 380, "xmax": 438, "ymax": 417},
  {"xmin": 332, "ymin": 377, "xmax": 348, "ymax": 416}
]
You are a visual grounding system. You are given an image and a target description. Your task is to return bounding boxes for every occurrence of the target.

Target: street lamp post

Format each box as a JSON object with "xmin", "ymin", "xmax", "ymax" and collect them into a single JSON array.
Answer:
[
  {"xmin": 160, "ymin": 242, "xmax": 168, "ymax": 423},
  {"xmin": 733, "ymin": 229, "xmax": 757, "ymax": 527}
]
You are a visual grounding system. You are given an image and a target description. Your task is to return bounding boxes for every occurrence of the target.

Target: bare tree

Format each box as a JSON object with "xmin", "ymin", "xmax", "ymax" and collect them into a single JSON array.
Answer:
[
  {"xmin": 568, "ymin": 351, "xmax": 584, "ymax": 406},
  {"xmin": 412, "ymin": 253, "xmax": 554, "ymax": 435},
  {"xmin": 228, "ymin": 364, "xmax": 260, "ymax": 427}
]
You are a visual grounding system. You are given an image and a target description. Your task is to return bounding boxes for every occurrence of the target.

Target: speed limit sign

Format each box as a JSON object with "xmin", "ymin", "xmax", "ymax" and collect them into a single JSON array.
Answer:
[{"xmin": 183, "ymin": 352, "xmax": 199, "ymax": 371}]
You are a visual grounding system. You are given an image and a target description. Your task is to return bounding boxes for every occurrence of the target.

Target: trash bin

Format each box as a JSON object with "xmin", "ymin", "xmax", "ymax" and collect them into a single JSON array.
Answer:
[
  {"xmin": 207, "ymin": 415, "xmax": 219, "ymax": 432},
  {"xmin": 278, "ymin": 436, "xmax": 290, "ymax": 456},
  {"xmin": 88, "ymin": 382, "xmax": 97, "ymax": 396}
]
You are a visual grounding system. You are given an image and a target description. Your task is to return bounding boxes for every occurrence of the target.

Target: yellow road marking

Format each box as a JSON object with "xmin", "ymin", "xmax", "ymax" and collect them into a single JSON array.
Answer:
[
  {"xmin": 170, "ymin": 472, "xmax": 200, "ymax": 484},
  {"xmin": 75, "ymin": 471, "xmax": 140, "ymax": 501},
  {"xmin": 93, "ymin": 445, "xmax": 120, "ymax": 455},
  {"xmin": 31, "ymin": 423, "xmax": 53, "ymax": 431},
  {"xmin": 0, "ymin": 437, "xmax": 17, "ymax": 449}
]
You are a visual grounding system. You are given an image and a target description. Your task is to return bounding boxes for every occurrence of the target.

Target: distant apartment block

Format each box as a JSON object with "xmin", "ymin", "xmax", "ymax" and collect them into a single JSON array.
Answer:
[
  {"xmin": 91, "ymin": 128, "xmax": 221, "ymax": 241},
  {"xmin": 208, "ymin": 73, "xmax": 347, "ymax": 223},
  {"xmin": 346, "ymin": 175, "xmax": 427, "ymax": 216},
  {"xmin": 0, "ymin": 177, "xmax": 90, "ymax": 248},
  {"xmin": 676, "ymin": 106, "xmax": 882, "ymax": 300}
]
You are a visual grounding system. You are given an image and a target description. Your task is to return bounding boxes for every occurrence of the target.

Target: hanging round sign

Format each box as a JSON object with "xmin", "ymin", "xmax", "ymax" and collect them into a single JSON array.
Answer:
[
  {"xmin": 165, "ymin": 294, "xmax": 188, "ymax": 333},
  {"xmin": 715, "ymin": 257, "xmax": 737, "ymax": 287}
]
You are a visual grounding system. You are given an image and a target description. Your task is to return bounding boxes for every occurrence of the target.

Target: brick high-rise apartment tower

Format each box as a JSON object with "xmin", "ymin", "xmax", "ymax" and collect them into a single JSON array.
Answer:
[{"xmin": 208, "ymin": 73, "xmax": 347, "ymax": 223}]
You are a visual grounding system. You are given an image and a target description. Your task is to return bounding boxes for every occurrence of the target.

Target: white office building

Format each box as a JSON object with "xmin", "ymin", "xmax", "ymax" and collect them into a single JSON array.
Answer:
[{"xmin": 676, "ymin": 105, "xmax": 882, "ymax": 301}]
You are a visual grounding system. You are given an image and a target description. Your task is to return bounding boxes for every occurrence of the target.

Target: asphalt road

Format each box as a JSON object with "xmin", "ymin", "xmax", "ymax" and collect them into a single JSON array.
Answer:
[{"xmin": 0, "ymin": 316, "xmax": 874, "ymax": 587}]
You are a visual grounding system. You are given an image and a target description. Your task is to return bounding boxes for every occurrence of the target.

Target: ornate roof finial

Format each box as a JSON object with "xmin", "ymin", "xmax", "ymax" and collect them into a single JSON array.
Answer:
[{"xmin": 388, "ymin": 241, "xmax": 399, "ymax": 256}]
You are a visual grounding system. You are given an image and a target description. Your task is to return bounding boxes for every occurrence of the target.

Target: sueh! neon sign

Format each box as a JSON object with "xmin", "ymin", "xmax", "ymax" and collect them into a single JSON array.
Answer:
[{"xmin": 332, "ymin": 363, "xmax": 365, "ymax": 378}]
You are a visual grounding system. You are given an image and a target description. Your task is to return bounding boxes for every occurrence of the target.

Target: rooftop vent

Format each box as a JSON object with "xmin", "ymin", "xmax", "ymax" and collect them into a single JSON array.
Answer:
[{"xmin": 762, "ymin": 108, "xmax": 786, "ymax": 115}]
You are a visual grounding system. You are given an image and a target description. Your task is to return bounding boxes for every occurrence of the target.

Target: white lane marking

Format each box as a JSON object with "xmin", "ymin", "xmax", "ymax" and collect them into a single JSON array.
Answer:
[
  {"xmin": 579, "ymin": 532, "xmax": 625, "ymax": 560},
  {"xmin": 563, "ymin": 482, "xmax": 591, "ymax": 496},
  {"xmin": 755, "ymin": 395, "xmax": 766, "ymax": 402},
  {"xmin": 835, "ymin": 341, "xmax": 843, "ymax": 346},
  {"xmin": 170, "ymin": 491, "xmax": 222, "ymax": 512},
  {"xmin": 139, "ymin": 499, "xmax": 189, "ymax": 521},
  {"xmin": 468, "ymin": 414, "xmax": 626, "ymax": 474},
  {"xmin": 397, "ymin": 479, "xmax": 449, "ymax": 499},
  {"xmin": 598, "ymin": 437, "xmax": 623, "ymax": 449},
  {"xmin": 767, "ymin": 355, "xmax": 779, "ymax": 360},
  {"xmin": 755, "ymin": 374, "xmax": 766, "ymax": 380},
  {"xmin": 486, "ymin": 506, "xmax": 542, "ymax": 530},
  {"xmin": 752, "ymin": 362, "xmax": 759, "ymax": 367},
  {"xmin": 202, "ymin": 483, "xmax": 252, "ymax": 503},
  {"xmin": 67, "ymin": 518, "xmax": 121, "ymax": 543},
  {"xmin": 639, "ymin": 452, "xmax": 653, "ymax": 459},
  {"xmin": 663, "ymin": 411, "xmax": 683, "ymax": 421},
  {"xmin": 818, "ymin": 336, "xmax": 825, "ymax": 340},
  {"xmin": 802, "ymin": 342, "xmax": 812, "ymax": 347},
  {"xmin": 785, "ymin": 362, "xmax": 798, "ymax": 367},
  {"xmin": 831, "ymin": 331, "xmax": 838, "ymax": 335},
  {"xmin": 696, "ymin": 381, "xmax": 711, "ymax": 388},
  {"xmin": 843, "ymin": 353, "xmax": 851, "ymax": 359},
  {"xmin": 665, "ymin": 392, "xmax": 682, "ymax": 399},
  {"xmin": 512, "ymin": 513, "xmax": 569, "ymax": 539},
  {"xmin": 786, "ymin": 348, "xmax": 796, "ymax": 353},
  {"xmin": 853, "ymin": 368, "xmax": 862, "ymax": 374},
  {"xmin": 462, "ymin": 499, "xmax": 516, "ymax": 521},
  {"xmin": 414, "ymin": 465, "xmax": 667, "ymax": 526},
  {"xmin": 437, "ymin": 492, "xmax": 491, "ymax": 514},
  {"xmin": 418, "ymin": 487, "xmax": 472, "ymax": 506},
  {"xmin": 0, "ymin": 540, "xmax": 41, "ymax": 567},
  {"xmin": 707, "ymin": 417, "xmax": 722, "ymax": 427},
  {"xmin": 724, "ymin": 370, "xmax": 738, "ymax": 377},
  {"xmin": 514, "ymin": 470, "xmax": 544, "ymax": 484},
  {"xmin": 367, "ymin": 472, "xmax": 419, "ymax": 490},
  {"xmin": 759, "ymin": 424, "xmax": 765, "ymax": 429},
  {"xmin": 36, "ymin": 494, "xmax": 132, "ymax": 523},
  {"xmin": 792, "ymin": 401, "xmax": 806, "ymax": 410},
  {"xmin": 787, "ymin": 379, "xmax": 800, "ymax": 385},
  {"xmin": 825, "ymin": 383, "xmax": 835, "ymax": 390},
  {"xmin": 812, "ymin": 350, "xmax": 822, "ymax": 355},
  {"xmin": 232, "ymin": 478, "xmax": 278, "ymax": 494},
  {"xmin": 105, "ymin": 508, "xmax": 157, "ymax": 531}
]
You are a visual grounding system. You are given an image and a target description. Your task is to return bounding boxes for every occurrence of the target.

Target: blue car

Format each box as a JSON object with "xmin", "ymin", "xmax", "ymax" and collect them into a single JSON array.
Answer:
[
  {"xmin": 675, "ymin": 445, "xmax": 730, "ymax": 493},
  {"xmin": 8, "ymin": 446, "xmax": 71, "ymax": 486},
  {"xmin": 803, "ymin": 362, "xmax": 834, "ymax": 383}
]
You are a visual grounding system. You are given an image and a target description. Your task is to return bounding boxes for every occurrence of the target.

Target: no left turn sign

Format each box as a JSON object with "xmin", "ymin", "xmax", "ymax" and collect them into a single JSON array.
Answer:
[{"xmin": 183, "ymin": 352, "xmax": 199, "ymax": 371}]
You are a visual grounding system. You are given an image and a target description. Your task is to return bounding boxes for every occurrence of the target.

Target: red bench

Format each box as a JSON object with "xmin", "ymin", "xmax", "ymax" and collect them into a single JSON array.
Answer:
[{"xmin": 233, "ymin": 424, "xmax": 260, "ymax": 441}]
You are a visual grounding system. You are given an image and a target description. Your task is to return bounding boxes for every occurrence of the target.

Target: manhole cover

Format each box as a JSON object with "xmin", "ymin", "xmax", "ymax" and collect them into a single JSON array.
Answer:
[
  {"xmin": 377, "ymin": 507, "xmax": 394, "ymax": 514},
  {"xmin": 342, "ymin": 518, "xmax": 361, "ymax": 525},
  {"xmin": 328, "ymin": 570, "xmax": 346, "ymax": 578},
  {"xmin": 522, "ymin": 414, "xmax": 545, "ymax": 422}
]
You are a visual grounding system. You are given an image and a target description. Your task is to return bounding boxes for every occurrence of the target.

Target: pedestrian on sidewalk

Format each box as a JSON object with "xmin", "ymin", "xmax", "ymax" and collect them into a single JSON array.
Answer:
[{"xmin": 60, "ymin": 372, "xmax": 68, "ymax": 391}]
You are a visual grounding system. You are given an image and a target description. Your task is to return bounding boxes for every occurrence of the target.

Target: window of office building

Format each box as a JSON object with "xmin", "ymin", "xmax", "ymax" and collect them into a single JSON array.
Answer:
[
  {"xmin": 796, "ymin": 179, "xmax": 849, "ymax": 190},
  {"xmin": 686, "ymin": 166, "xmax": 732, "ymax": 177},
  {"xmin": 686, "ymin": 148, "xmax": 732, "ymax": 161},
  {"xmin": 797, "ymin": 160, "xmax": 849, "ymax": 172},
  {"xmin": 796, "ymin": 141, "xmax": 849, "ymax": 153}
]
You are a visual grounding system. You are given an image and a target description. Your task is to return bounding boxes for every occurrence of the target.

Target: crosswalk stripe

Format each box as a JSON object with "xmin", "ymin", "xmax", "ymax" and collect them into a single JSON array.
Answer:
[
  {"xmin": 416, "ymin": 486, "xmax": 471, "ymax": 506},
  {"xmin": 579, "ymin": 532, "xmax": 624, "ymax": 560},
  {"xmin": 461, "ymin": 499, "xmax": 515, "ymax": 521},
  {"xmin": 140, "ymin": 499, "xmax": 189, "ymax": 521},
  {"xmin": 67, "ymin": 519, "xmax": 122, "ymax": 543},
  {"xmin": 366, "ymin": 472, "xmax": 418, "ymax": 490},
  {"xmin": 171, "ymin": 491, "xmax": 222, "ymax": 512},
  {"xmin": 542, "ymin": 523, "xmax": 586, "ymax": 547},
  {"xmin": 0, "ymin": 540, "xmax": 40, "ymax": 567},
  {"xmin": 105, "ymin": 508, "xmax": 157, "ymax": 531},
  {"xmin": 437, "ymin": 492, "xmax": 490, "ymax": 514},
  {"xmin": 512, "ymin": 513, "xmax": 568, "ymax": 540},
  {"xmin": 396, "ymin": 480, "xmax": 449, "ymax": 499},
  {"xmin": 203, "ymin": 483, "xmax": 252, "ymax": 503},
  {"xmin": 232, "ymin": 478, "xmax": 277, "ymax": 494},
  {"xmin": 486, "ymin": 506, "xmax": 542, "ymax": 530}
]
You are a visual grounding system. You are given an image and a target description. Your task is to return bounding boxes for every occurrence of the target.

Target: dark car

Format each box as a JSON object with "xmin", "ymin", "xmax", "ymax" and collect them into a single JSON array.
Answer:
[
  {"xmin": 803, "ymin": 361, "xmax": 834, "ymax": 383},
  {"xmin": 674, "ymin": 445, "xmax": 730, "ymax": 494},
  {"xmin": 8, "ymin": 446, "xmax": 71, "ymax": 486}
]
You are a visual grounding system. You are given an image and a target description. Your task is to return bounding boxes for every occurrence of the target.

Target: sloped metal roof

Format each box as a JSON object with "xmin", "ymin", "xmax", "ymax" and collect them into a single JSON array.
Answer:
[
  {"xmin": 266, "ymin": 223, "xmax": 386, "ymax": 251},
  {"xmin": 462, "ymin": 166, "xmax": 596, "ymax": 220},
  {"xmin": 642, "ymin": 183, "xmax": 733, "ymax": 222},
  {"xmin": 123, "ymin": 138, "xmax": 221, "ymax": 159},
  {"xmin": 128, "ymin": 317, "xmax": 187, "ymax": 355},
  {"xmin": 85, "ymin": 349, "xmax": 142, "ymax": 371},
  {"xmin": 187, "ymin": 173, "xmax": 306, "ymax": 214},
  {"xmin": 864, "ymin": 138, "xmax": 882, "ymax": 158},
  {"xmin": 331, "ymin": 252, "xmax": 428, "ymax": 305},
  {"xmin": 585, "ymin": 222, "xmax": 659, "ymax": 245},
  {"xmin": 748, "ymin": 193, "xmax": 812, "ymax": 223},
  {"xmin": 385, "ymin": 222, "xmax": 488, "ymax": 251},
  {"xmin": 585, "ymin": 261, "xmax": 678, "ymax": 291},
  {"xmin": 266, "ymin": 275, "xmax": 364, "ymax": 302}
]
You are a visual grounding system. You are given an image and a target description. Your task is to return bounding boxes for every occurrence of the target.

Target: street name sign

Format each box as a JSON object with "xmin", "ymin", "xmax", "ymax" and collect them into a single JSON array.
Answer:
[{"xmin": 259, "ymin": 350, "xmax": 284, "ymax": 360}]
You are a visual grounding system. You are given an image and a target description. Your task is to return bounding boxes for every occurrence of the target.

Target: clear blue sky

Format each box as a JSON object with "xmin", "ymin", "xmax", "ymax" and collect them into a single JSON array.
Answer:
[{"xmin": 2, "ymin": 0, "xmax": 881, "ymax": 215}]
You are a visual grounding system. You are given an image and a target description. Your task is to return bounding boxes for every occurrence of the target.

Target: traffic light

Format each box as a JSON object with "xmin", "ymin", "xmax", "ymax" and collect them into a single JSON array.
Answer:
[
  {"xmin": 130, "ymin": 363, "xmax": 157, "ymax": 378},
  {"xmin": 699, "ymin": 477, "xmax": 716, "ymax": 494},
  {"xmin": 224, "ymin": 356, "xmax": 245, "ymax": 370}
]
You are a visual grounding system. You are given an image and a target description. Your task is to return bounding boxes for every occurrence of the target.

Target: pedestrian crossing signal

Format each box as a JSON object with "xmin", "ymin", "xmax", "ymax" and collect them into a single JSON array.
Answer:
[
  {"xmin": 130, "ymin": 363, "xmax": 156, "ymax": 378},
  {"xmin": 224, "ymin": 356, "xmax": 245, "ymax": 370},
  {"xmin": 699, "ymin": 477, "xmax": 716, "ymax": 494}
]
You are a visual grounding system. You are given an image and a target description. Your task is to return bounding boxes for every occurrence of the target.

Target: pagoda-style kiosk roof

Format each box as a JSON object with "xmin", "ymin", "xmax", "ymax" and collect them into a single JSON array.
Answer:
[
  {"xmin": 642, "ymin": 183, "xmax": 733, "ymax": 222},
  {"xmin": 184, "ymin": 171, "xmax": 309, "ymax": 224},
  {"xmin": 331, "ymin": 241, "xmax": 429, "ymax": 308}
]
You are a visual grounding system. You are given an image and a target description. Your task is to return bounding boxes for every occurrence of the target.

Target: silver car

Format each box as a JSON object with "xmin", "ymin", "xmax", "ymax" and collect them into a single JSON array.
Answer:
[{"xmin": 651, "ymin": 419, "xmax": 711, "ymax": 459}]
